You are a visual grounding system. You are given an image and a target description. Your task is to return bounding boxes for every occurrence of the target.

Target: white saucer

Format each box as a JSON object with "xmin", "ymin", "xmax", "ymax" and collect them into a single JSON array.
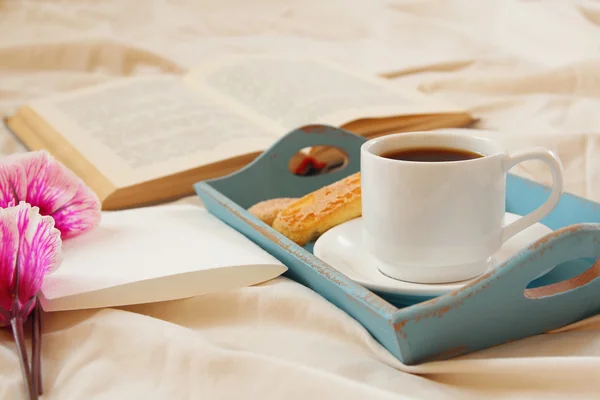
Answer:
[{"xmin": 313, "ymin": 213, "xmax": 552, "ymax": 297}]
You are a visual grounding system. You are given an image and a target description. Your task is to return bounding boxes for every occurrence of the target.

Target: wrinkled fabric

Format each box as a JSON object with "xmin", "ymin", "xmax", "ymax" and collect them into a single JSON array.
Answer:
[{"xmin": 1, "ymin": 0, "xmax": 600, "ymax": 398}]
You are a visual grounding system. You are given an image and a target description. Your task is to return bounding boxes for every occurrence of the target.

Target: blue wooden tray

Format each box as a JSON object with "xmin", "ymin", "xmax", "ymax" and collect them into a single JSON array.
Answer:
[{"xmin": 194, "ymin": 124, "xmax": 600, "ymax": 365}]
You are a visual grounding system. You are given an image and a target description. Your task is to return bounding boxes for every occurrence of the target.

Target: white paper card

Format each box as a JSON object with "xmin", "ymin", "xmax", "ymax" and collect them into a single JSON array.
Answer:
[{"xmin": 40, "ymin": 204, "xmax": 287, "ymax": 311}]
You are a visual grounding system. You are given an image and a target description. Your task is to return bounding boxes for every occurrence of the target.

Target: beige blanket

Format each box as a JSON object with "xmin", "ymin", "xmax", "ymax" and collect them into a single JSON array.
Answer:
[{"xmin": 1, "ymin": 0, "xmax": 600, "ymax": 398}]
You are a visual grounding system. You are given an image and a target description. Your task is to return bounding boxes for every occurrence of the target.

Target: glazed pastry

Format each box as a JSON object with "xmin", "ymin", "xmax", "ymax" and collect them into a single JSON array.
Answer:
[
  {"xmin": 272, "ymin": 172, "xmax": 361, "ymax": 245},
  {"xmin": 248, "ymin": 197, "xmax": 299, "ymax": 226}
]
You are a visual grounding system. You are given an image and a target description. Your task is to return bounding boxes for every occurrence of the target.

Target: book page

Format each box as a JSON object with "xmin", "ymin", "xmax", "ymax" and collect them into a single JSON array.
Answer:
[
  {"xmin": 39, "ymin": 204, "xmax": 287, "ymax": 312},
  {"xmin": 184, "ymin": 54, "xmax": 465, "ymax": 132},
  {"xmin": 28, "ymin": 76, "xmax": 280, "ymax": 187}
]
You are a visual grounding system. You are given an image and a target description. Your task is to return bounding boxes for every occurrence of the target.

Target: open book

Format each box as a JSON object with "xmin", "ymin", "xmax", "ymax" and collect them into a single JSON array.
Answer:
[
  {"xmin": 4, "ymin": 54, "xmax": 474, "ymax": 210},
  {"xmin": 39, "ymin": 203, "xmax": 287, "ymax": 312}
]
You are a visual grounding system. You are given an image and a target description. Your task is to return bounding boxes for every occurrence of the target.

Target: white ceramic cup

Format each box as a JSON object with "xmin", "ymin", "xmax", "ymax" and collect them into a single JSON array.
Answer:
[{"xmin": 360, "ymin": 131, "xmax": 564, "ymax": 284}]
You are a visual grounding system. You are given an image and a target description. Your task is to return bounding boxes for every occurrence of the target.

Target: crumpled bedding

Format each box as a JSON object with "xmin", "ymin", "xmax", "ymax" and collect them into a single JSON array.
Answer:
[{"xmin": 1, "ymin": 0, "xmax": 600, "ymax": 399}]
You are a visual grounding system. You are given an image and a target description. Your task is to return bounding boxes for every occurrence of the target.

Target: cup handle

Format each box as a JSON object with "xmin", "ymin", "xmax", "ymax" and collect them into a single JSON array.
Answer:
[{"xmin": 501, "ymin": 148, "xmax": 564, "ymax": 243}]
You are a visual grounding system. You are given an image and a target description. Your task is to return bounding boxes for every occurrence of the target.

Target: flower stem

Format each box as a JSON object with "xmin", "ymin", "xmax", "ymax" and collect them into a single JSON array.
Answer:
[
  {"xmin": 32, "ymin": 298, "xmax": 42, "ymax": 395},
  {"xmin": 11, "ymin": 316, "xmax": 36, "ymax": 400}
]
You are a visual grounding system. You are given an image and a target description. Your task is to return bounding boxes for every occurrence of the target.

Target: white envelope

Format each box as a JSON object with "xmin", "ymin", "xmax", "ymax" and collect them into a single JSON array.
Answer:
[{"xmin": 40, "ymin": 204, "xmax": 287, "ymax": 312}]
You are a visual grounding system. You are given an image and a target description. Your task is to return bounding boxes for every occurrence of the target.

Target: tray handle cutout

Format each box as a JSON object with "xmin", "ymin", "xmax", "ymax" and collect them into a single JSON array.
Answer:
[
  {"xmin": 206, "ymin": 125, "xmax": 367, "ymax": 208},
  {"xmin": 505, "ymin": 224, "xmax": 600, "ymax": 302},
  {"xmin": 265, "ymin": 125, "xmax": 363, "ymax": 183},
  {"xmin": 524, "ymin": 258, "xmax": 600, "ymax": 299},
  {"xmin": 288, "ymin": 145, "xmax": 349, "ymax": 177}
]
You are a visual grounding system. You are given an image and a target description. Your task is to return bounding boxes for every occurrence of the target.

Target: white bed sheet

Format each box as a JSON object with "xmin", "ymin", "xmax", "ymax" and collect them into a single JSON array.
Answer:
[{"xmin": 1, "ymin": 0, "xmax": 600, "ymax": 398}]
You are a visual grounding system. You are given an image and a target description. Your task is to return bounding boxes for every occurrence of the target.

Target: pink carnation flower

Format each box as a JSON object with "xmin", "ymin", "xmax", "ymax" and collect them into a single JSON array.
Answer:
[
  {"xmin": 0, "ymin": 150, "xmax": 101, "ymax": 239},
  {"xmin": 0, "ymin": 202, "xmax": 62, "ymax": 327}
]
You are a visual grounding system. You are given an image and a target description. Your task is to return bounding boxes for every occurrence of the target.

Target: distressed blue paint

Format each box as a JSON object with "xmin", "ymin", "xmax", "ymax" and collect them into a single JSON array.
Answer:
[{"xmin": 194, "ymin": 124, "xmax": 600, "ymax": 365}]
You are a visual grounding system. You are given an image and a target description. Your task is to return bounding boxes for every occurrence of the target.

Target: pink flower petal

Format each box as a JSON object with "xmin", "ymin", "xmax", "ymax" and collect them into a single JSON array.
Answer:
[
  {"xmin": 14, "ymin": 202, "xmax": 62, "ymax": 308},
  {"xmin": 51, "ymin": 182, "xmax": 101, "ymax": 239},
  {"xmin": 0, "ymin": 203, "xmax": 62, "ymax": 325},
  {"xmin": 0, "ymin": 209, "xmax": 19, "ymax": 318},
  {"xmin": 6, "ymin": 151, "xmax": 101, "ymax": 239},
  {"xmin": 0, "ymin": 160, "xmax": 26, "ymax": 208},
  {"xmin": 13, "ymin": 151, "xmax": 78, "ymax": 216}
]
